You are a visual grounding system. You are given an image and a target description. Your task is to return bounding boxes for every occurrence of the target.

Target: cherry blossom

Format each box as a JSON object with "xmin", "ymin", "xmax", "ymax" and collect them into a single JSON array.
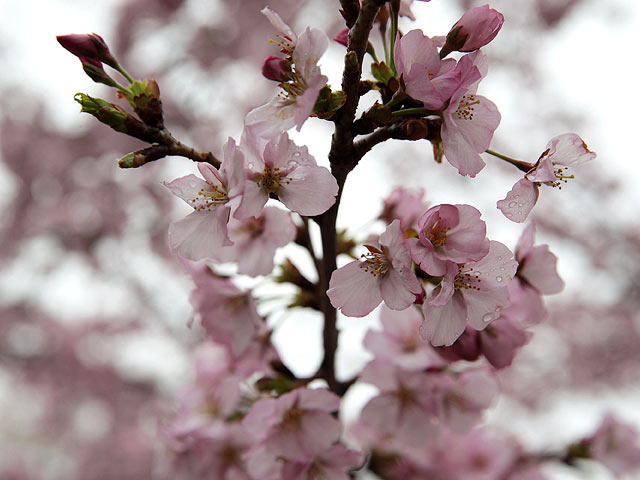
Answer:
[
  {"xmin": 327, "ymin": 220, "xmax": 421, "ymax": 317},
  {"xmin": 378, "ymin": 186, "xmax": 428, "ymax": 230},
  {"xmin": 363, "ymin": 305, "xmax": 445, "ymax": 371},
  {"xmin": 164, "ymin": 139, "xmax": 244, "ymax": 261},
  {"xmin": 242, "ymin": 388, "xmax": 342, "ymax": 463},
  {"xmin": 498, "ymin": 133, "xmax": 596, "ymax": 222},
  {"xmin": 245, "ymin": 8, "xmax": 328, "ymax": 137},
  {"xmin": 441, "ymin": 52, "xmax": 501, "ymax": 177},
  {"xmin": 584, "ymin": 414, "xmax": 640, "ymax": 477},
  {"xmin": 235, "ymin": 130, "xmax": 338, "ymax": 218},
  {"xmin": 186, "ymin": 261, "xmax": 263, "ymax": 357},
  {"xmin": 408, "ymin": 203, "xmax": 489, "ymax": 276},
  {"xmin": 394, "ymin": 29, "xmax": 461, "ymax": 110},
  {"xmin": 444, "ymin": 4, "xmax": 505, "ymax": 54},
  {"xmin": 217, "ymin": 207, "xmax": 296, "ymax": 277},
  {"xmin": 422, "ymin": 240, "xmax": 517, "ymax": 346}
]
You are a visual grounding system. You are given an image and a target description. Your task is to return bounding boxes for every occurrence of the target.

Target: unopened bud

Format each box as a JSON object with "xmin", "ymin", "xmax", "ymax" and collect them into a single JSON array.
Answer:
[
  {"xmin": 402, "ymin": 119, "xmax": 429, "ymax": 140},
  {"xmin": 333, "ymin": 28, "xmax": 349, "ymax": 47},
  {"xmin": 442, "ymin": 4, "xmax": 504, "ymax": 56},
  {"xmin": 74, "ymin": 93, "xmax": 127, "ymax": 131},
  {"xmin": 57, "ymin": 33, "xmax": 119, "ymax": 69},
  {"xmin": 261, "ymin": 56, "xmax": 291, "ymax": 82},
  {"xmin": 79, "ymin": 56, "xmax": 119, "ymax": 87},
  {"xmin": 118, "ymin": 145, "xmax": 169, "ymax": 168}
]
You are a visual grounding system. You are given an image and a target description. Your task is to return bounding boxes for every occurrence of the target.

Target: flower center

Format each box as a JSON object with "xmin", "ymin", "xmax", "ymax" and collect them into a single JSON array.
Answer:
[
  {"xmin": 359, "ymin": 245, "xmax": 391, "ymax": 277},
  {"xmin": 282, "ymin": 405, "xmax": 304, "ymax": 432},
  {"xmin": 425, "ymin": 219, "xmax": 450, "ymax": 248},
  {"xmin": 547, "ymin": 166, "xmax": 575, "ymax": 189},
  {"xmin": 194, "ymin": 186, "xmax": 229, "ymax": 211},
  {"xmin": 454, "ymin": 94, "xmax": 480, "ymax": 121},
  {"xmin": 453, "ymin": 265, "xmax": 482, "ymax": 291},
  {"xmin": 278, "ymin": 70, "xmax": 308, "ymax": 101},
  {"xmin": 256, "ymin": 166, "xmax": 289, "ymax": 193}
]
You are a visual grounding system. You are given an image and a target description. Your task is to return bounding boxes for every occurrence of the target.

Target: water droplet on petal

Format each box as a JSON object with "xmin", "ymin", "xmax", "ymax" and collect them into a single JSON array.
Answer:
[
  {"xmin": 508, "ymin": 201, "xmax": 518, "ymax": 208},
  {"xmin": 497, "ymin": 256, "xmax": 502, "ymax": 260},
  {"xmin": 496, "ymin": 276, "xmax": 503, "ymax": 282},
  {"xmin": 518, "ymin": 203, "xmax": 523, "ymax": 207},
  {"xmin": 482, "ymin": 313, "xmax": 495, "ymax": 323},
  {"xmin": 500, "ymin": 266, "xmax": 505, "ymax": 271},
  {"xmin": 514, "ymin": 194, "xmax": 519, "ymax": 199},
  {"xmin": 506, "ymin": 213, "xmax": 513, "ymax": 218},
  {"xmin": 247, "ymin": 162, "xmax": 254, "ymax": 169}
]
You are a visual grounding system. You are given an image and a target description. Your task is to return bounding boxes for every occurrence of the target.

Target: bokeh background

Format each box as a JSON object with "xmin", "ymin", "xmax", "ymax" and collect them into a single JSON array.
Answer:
[{"xmin": 1, "ymin": 0, "xmax": 639, "ymax": 478}]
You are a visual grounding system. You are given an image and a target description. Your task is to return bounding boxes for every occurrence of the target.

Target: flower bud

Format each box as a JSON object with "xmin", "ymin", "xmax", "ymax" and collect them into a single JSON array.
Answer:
[
  {"xmin": 442, "ymin": 4, "xmax": 504, "ymax": 55},
  {"xmin": 57, "ymin": 33, "xmax": 119, "ymax": 69},
  {"xmin": 261, "ymin": 56, "xmax": 291, "ymax": 82},
  {"xmin": 79, "ymin": 56, "xmax": 118, "ymax": 87},
  {"xmin": 401, "ymin": 119, "xmax": 429, "ymax": 140},
  {"xmin": 118, "ymin": 145, "xmax": 169, "ymax": 168},
  {"xmin": 333, "ymin": 28, "xmax": 349, "ymax": 47},
  {"xmin": 74, "ymin": 93, "xmax": 127, "ymax": 131},
  {"xmin": 125, "ymin": 79, "xmax": 164, "ymax": 128}
]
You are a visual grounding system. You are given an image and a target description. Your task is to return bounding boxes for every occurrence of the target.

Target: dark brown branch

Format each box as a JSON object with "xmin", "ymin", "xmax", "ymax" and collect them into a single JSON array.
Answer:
[
  {"xmin": 314, "ymin": 0, "xmax": 387, "ymax": 394},
  {"xmin": 353, "ymin": 122, "xmax": 405, "ymax": 159}
]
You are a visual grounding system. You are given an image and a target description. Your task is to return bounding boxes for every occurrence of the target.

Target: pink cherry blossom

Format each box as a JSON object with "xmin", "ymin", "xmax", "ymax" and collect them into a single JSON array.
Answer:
[
  {"xmin": 585, "ymin": 414, "xmax": 640, "ymax": 476},
  {"xmin": 245, "ymin": 8, "xmax": 328, "ymax": 137},
  {"xmin": 515, "ymin": 222, "xmax": 564, "ymax": 296},
  {"xmin": 279, "ymin": 444, "xmax": 365, "ymax": 480},
  {"xmin": 408, "ymin": 203, "xmax": 489, "ymax": 276},
  {"xmin": 242, "ymin": 388, "xmax": 342, "ymax": 463},
  {"xmin": 186, "ymin": 260, "xmax": 263, "ymax": 357},
  {"xmin": 422, "ymin": 240, "xmax": 517, "ymax": 346},
  {"xmin": 327, "ymin": 220, "xmax": 421, "ymax": 317},
  {"xmin": 394, "ymin": 29, "xmax": 461, "ymax": 110},
  {"xmin": 363, "ymin": 305, "xmax": 446, "ymax": 371},
  {"xmin": 235, "ymin": 130, "xmax": 338, "ymax": 218},
  {"xmin": 358, "ymin": 361, "xmax": 447, "ymax": 447},
  {"xmin": 164, "ymin": 138, "xmax": 244, "ymax": 261},
  {"xmin": 217, "ymin": 206, "xmax": 296, "ymax": 277},
  {"xmin": 478, "ymin": 315, "xmax": 531, "ymax": 369},
  {"xmin": 378, "ymin": 186, "xmax": 428, "ymax": 230},
  {"xmin": 498, "ymin": 133, "xmax": 596, "ymax": 222},
  {"xmin": 446, "ymin": 4, "xmax": 505, "ymax": 53},
  {"xmin": 440, "ymin": 52, "xmax": 501, "ymax": 177}
]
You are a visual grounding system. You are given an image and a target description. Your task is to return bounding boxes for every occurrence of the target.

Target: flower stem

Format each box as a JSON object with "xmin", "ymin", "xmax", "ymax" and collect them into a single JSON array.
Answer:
[{"xmin": 485, "ymin": 148, "xmax": 534, "ymax": 173}]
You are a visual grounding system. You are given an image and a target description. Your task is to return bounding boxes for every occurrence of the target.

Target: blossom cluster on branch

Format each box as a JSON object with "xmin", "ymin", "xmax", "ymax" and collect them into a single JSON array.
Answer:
[{"xmin": 54, "ymin": 1, "xmax": 640, "ymax": 479}]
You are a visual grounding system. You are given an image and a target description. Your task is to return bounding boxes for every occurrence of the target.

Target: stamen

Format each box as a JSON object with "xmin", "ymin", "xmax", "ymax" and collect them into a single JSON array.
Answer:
[
  {"xmin": 454, "ymin": 94, "xmax": 480, "ymax": 121},
  {"xmin": 425, "ymin": 219, "xmax": 450, "ymax": 248},
  {"xmin": 192, "ymin": 187, "xmax": 229, "ymax": 211},
  {"xmin": 359, "ymin": 249, "xmax": 391, "ymax": 277},
  {"xmin": 256, "ymin": 166, "xmax": 290, "ymax": 193},
  {"xmin": 454, "ymin": 265, "xmax": 482, "ymax": 291}
]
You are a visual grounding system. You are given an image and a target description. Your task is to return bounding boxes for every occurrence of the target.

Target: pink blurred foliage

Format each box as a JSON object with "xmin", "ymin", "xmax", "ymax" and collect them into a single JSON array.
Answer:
[{"xmin": 4, "ymin": 0, "xmax": 640, "ymax": 478}]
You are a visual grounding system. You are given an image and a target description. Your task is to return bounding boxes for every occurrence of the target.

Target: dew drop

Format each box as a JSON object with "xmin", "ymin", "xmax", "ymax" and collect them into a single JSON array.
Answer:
[
  {"xmin": 514, "ymin": 194, "xmax": 519, "ymax": 199},
  {"xmin": 292, "ymin": 151, "xmax": 301, "ymax": 157},
  {"xmin": 482, "ymin": 313, "xmax": 496, "ymax": 323},
  {"xmin": 508, "ymin": 201, "xmax": 518, "ymax": 208},
  {"xmin": 497, "ymin": 256, "xmax": 502, "ymax": 260},
  {"xmin": 247, "ymin": 162, "xmax": 254, "ymax": 169},
  {"xmin": 518, "ymin": 203, "xmax": 523, "ymax": 207},
  {"xmin": 496, "ymin": 276, "xmax": 503, "ymax": 282},
  {"xmin": 517, "ymin": 211, "xmax": 522, "ymax": 216},
  {"xmin": 506, "ymin": 213, "xmax": 513, "ymax": 218},
  {"xmin": 495, "ymin": 306, "xmax": 502, "ymax": 313},
  {"xmin": 500, "ymin": 266, "xmax": 505, "ymax": 271}
]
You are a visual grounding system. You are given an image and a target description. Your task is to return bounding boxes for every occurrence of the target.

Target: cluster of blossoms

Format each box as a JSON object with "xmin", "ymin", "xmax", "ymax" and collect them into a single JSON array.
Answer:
[{"xmin": 57, "ymin": 1, "xmax": 637, "ymax": 479}]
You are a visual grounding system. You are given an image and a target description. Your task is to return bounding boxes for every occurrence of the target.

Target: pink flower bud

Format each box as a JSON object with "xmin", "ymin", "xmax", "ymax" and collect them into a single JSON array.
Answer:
[
  {"xmin": 333, "ymin": 28, "xmax": 349, "ymax": 47},
  {"xmin": 446, "ymin": 4, "xmax": 504, "ymax": 53},
  {"xmin": 261, "ymin": 55, "xmax": 291, "ymax": 82},
  {"xmin": 57, "ymin": 33, "xmax": 118, "ymax": 68}
]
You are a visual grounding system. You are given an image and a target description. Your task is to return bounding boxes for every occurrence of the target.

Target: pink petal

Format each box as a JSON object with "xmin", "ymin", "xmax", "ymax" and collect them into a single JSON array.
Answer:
[
  {"xmin": 278, "ymin": 165, "xmax": 338, "ymax": 216},
  {"xmin": 497, "ymin": 178, "xmax": 539, "ymax": 223},
  {"xmin": 519, "ymin": 244, "xmax": 564, "ymax": 295},
  {"xmin": 463, "ymin": 286, "xmax": 511, "ymax": 330},
  {"xmin": 168, "ymin": 208, "xmax": 232, "ymax": 260},
  {"xmin": 422, "ymin": 291, "xmax": 467, "ymax": 346},
  {"xmin": 327, "ymin": 261, "xmax": 382, "ymax": 317}
]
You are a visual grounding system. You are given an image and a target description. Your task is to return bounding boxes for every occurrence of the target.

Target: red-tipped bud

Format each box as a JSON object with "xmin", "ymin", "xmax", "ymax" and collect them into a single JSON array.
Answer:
[
  {"xmin": 443, "ymin": 4, "xmax": 504, "ymax": 55},
  {"xmin": 333, "ymin": 28, "xmax": 349, "ymax": 47},
  {"xmin": 57, "ymin": 33, "xmax": 119, "ymax": 68},
  {"xmin": 79, "ymin": 56, "xmax": 118, "ymax": 87},
  {"xmin": 261, "ymin": 56, "xmax": 291, "ymax": 82}
]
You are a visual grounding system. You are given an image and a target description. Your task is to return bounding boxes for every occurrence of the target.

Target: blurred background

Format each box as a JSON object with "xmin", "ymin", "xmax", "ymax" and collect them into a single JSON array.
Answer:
[{"xmin": 0, "ymin": 0, "xmax": 639, "ymax": 478}]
